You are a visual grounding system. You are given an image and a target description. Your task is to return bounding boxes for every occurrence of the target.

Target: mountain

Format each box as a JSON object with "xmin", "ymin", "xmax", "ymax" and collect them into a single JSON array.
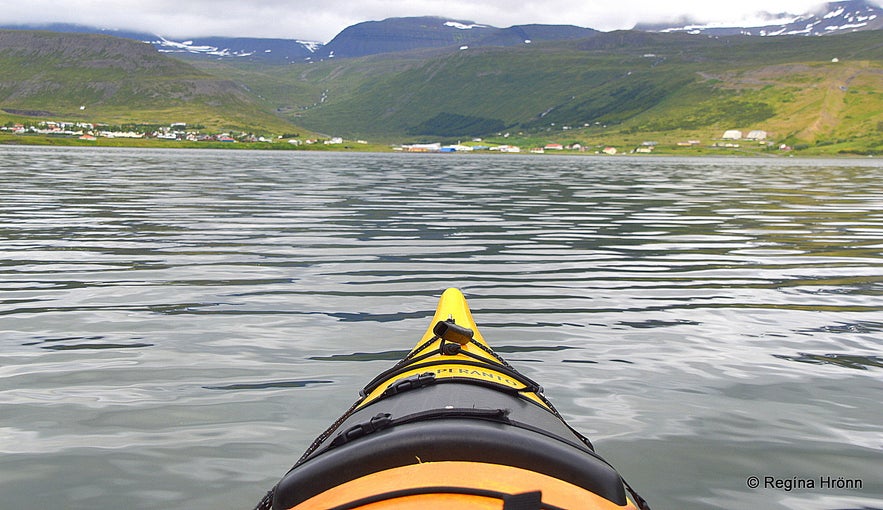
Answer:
[
  {"xmin": 637, "ymin": 0, "xmax": 883, "ymax": 36},
  {"xmin": 0, "ymin": 17, "xmax": 597, "ymax": 63},
  {"xmin": 318, "ymin": 17, "xmax": 494, "ymax": 59},
  {"xmin": 0, "ymin": 30, "xmax": 298, "ymax": 131},
  {"xmin": 0, "ymin": 23, "xmax": 321, "ymax": 64},
  {"xmin": 240, "ymin": 28, "xmax": 882, "ymax": 153},
  {"xmin": 316, "ymin": 17, "xmax": 597, "ymax": 59}
]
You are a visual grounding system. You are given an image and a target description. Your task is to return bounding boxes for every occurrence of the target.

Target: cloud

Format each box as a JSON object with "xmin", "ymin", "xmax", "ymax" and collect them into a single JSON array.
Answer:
[{"xmin": 0, "ymin": 0, "xmax": 874, "ymax": 43}]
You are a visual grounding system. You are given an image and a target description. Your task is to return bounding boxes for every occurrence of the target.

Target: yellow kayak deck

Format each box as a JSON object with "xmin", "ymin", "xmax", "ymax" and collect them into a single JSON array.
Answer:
[
  {"xmin": 358, "ymin": 288, "xmax": 550, "ymax": 409},
  {"xmin": 263, "ymin": 288, "xmax": 647, "ymax": 510}
]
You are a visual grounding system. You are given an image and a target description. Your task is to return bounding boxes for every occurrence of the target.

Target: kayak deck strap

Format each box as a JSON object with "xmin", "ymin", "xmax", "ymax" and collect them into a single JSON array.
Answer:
[
  {"xmin": 293, "ymin": 398, "xmax": 362, "ymax": 466},
  {"xmin": 360, "ymin": 338, "xmax": 543, "ymax": 401},
  {"xmin": 325, "ymin": 487, "xmax": 564, "ymax": 510},
  {"xmin": 373, "ymin": 358, "xmax": 539, "ymax": 392},
  {"xmin": 377, "ymin": 371, "xmax": 437, "ymax": 399},
  {"xmin": 328, "ymin": 407, "xmax": 510, "ymax": 450}
]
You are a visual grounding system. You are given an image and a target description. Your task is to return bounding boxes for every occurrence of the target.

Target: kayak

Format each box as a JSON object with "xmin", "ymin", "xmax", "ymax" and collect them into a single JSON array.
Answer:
[{"xmin": 255, "ymin": 288, "xmax": 649, "ymax": 510}]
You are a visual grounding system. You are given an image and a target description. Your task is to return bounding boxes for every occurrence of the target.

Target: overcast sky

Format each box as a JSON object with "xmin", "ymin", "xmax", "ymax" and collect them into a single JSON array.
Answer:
[{"xmin": 1, "ymin": 0, "xmax": 876, "ymax": 42}]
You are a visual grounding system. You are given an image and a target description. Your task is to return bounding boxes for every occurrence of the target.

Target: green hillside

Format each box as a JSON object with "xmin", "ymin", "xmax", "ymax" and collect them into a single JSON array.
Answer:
[
  {"xmin": 209, "ymin": 30, "xmax": 883, "ymax": 153},
  {"xmin": 1, "ymin": 29, "xmax": 881, "ymax": 154},
  {"xmin": 0, "ymin": 30, "xmax": 300, "ymax": 133}
]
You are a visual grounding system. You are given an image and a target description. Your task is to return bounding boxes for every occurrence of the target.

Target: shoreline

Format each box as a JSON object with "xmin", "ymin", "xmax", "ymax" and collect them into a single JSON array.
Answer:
[{"xmin": 2, "ymin": 134, "xmax": 878, "ymax": 158}]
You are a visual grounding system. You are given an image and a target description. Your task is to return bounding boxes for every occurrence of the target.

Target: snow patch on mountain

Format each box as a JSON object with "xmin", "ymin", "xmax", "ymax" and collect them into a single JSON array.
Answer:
[
  {"xmin": 151, "ymin": 37, "xmax": 253, "ymax": 57},
  {"xmin": 297, "ymin": 41, "xmax": 321, "ymax": 53},
  {"xmin": 444, "ymin": 21, "xmax": 488, "ymax": 30},
  {"xmin": 642, "ymin": 0, "xmax": 882, "ymax": 37},
  {"xmin": 142, "ymin": 35, "xmax": 322, "ymax": 62}
]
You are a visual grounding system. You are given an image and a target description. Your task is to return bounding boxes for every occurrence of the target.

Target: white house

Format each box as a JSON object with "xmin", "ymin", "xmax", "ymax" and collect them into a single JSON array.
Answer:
[
  {"xmin": 722, "ymin": 130, "xmax": 743, "ymax": 140},
  {"xmin": 404, "ymin": 143, "xmax": 441, "ymax": 152},
  {"xmin": 746, "ymin": 130, "xmax": 768, "ymax": 140}
]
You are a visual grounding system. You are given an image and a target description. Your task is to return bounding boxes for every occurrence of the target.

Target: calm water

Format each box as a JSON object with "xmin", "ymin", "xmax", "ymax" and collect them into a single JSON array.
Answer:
[{"xmin": 1, "ymin": 146, "xmax": 881, "ymax": 510}]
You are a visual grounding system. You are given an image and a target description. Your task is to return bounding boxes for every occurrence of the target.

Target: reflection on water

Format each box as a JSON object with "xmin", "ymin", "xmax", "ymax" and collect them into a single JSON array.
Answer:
[
  {"xmin": 308, "ymin": 350, "xmax": 411, "ymax": 362},
  {"xmin": 773, "ymin": 352, "xmax": 883, "ymax": 370},
  {"xmin": 203, "ymin": 380, "xmax": 334, "ymax": 391},
  {"xmin": 1, "ymin": 147, "xmax": 881, "ymax": 510}
]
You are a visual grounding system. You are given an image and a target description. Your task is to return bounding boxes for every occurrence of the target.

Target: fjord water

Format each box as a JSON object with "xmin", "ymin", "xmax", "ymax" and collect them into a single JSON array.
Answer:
[{"xmin": 1, "ymin": 146, "xmax": 881, "ymax": 510}]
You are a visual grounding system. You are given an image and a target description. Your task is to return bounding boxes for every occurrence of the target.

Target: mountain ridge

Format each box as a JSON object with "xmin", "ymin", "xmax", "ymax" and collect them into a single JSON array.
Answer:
[
  {"xmin": 2, "ymin": 1, "xmax": 880, "ymax": 63},
  {"xmin": 0, "ymin": 17, "xmax": 599, "ymax": 63},
  {"xmin": 315, "ymin": 17, "xmax": 598, "ymax": 59},
  {"xmin": 0, "ymin": 23, "xmax": 321, "ymax": 64},
  {"xmin": 636, "ymin": 0, "xmax": 883, "ymax": 36}
]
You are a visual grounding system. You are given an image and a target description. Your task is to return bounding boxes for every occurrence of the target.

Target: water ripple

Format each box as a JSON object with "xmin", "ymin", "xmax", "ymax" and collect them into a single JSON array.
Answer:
[
  {"xmin": 2, "ymin": 148, "xmax": 882, "ymax": 510},
  {"xmin": 773, "ymin": 352, "xmax": 883, "ymax": 370}
]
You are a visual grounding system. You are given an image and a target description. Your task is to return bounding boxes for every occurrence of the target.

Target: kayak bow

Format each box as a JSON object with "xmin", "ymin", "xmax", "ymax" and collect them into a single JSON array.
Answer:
[{"xmin": 256, "ymin": 288, "xmax": 648, "ymax": 510}]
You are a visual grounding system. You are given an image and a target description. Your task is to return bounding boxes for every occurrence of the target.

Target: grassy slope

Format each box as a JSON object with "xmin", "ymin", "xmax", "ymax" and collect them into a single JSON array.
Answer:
[
  {"xmin": 191, "ymin": 49, "xmax": 452, "ymax": 135},
  {"xmin": 214, "ymin": 31, "xmax": 882, "ymax": 152},
  {"xmin": 0, "ymin": 30, "xmax": 302, "ymax": 134}
]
